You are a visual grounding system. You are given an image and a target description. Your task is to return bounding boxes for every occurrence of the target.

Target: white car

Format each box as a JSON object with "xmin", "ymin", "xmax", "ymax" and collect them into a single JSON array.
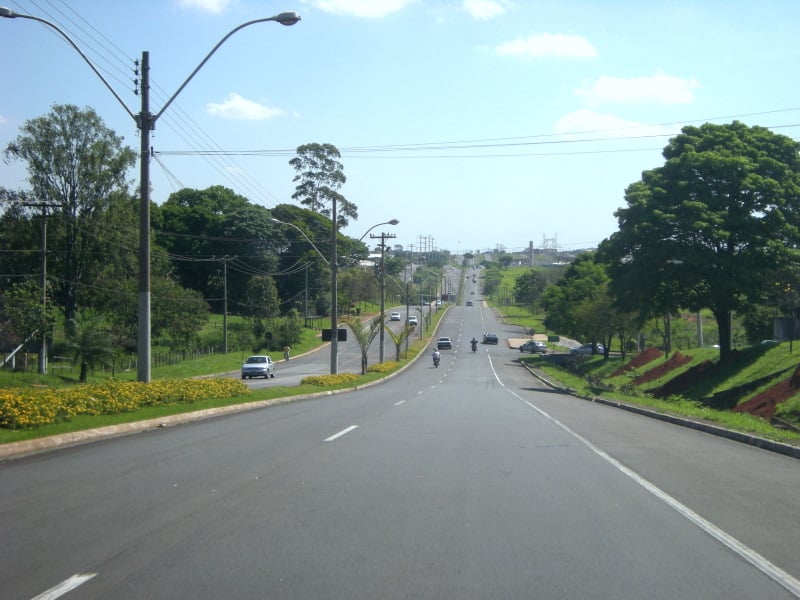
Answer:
[
  {"xmin": 241, "ymin": 355, "xmax": 275, "ymax": 379},
  {"xmin": 407, "ymin": 315, "xmax": 418, "ymax": 326},
  {"xmin": 389, "ymin": 311, "xmax": 402, "ymax": 321}
]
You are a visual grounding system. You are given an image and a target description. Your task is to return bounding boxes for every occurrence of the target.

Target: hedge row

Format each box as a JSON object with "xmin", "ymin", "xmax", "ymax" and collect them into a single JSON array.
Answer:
[{"xmin": 0, "ymin": 378, "xmax": 249, "ymax": 430}]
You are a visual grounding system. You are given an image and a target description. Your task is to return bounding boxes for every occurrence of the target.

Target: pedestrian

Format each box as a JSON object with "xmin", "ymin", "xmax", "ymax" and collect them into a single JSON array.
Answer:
[{"xmin": 283, "ymin": 345, "xmax": 291, "ymax": 361}]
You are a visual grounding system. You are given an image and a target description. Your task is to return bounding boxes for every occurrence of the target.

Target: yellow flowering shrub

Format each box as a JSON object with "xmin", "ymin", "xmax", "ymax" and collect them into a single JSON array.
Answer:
[
  {"xmin": 367, "ymin": 361, "xmax": 399, "ymax": 373},
  {"xmin": 301, "ymin": 373, "xmax": 360, "ymax": 386},
  {"xmin": 0, "ymin": 378, "xmax": 249, "ymax": 430}
]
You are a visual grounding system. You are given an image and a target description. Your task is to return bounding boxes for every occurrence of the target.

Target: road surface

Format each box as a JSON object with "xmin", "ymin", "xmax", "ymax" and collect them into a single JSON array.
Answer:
[{"xmin": 2, "ymin": 296, "xmax": 799, "ymax": 599}]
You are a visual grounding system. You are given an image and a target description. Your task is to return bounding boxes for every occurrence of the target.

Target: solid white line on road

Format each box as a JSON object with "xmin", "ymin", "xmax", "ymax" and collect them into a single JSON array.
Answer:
[
  {"xmin": 522, "ymin": 396, "xmax": 800, "ymax": 598},
  {"xmin": 324, "ymin": 425, "xmax": 359, "ymax": 442},
  {"xmin": 485, "ymin": 355, "xmax": 800, "ymax": 598},
  {"xmin": 32, "ymin": 573, "xmax": 97, "ymax": 600}
]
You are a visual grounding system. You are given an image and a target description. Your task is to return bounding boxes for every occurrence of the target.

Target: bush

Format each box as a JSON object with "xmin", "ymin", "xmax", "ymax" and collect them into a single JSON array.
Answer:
[
  {"xmin": 0, "ymin": 378, "xmax": 248, "ymax": 430},
  {"xmin": 301, "ymin": 373, "xmax": 360, "ymax": 386}
]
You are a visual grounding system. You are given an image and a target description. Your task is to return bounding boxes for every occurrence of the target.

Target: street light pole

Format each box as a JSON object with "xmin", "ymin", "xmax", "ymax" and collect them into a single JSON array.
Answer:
[
  {"xmin": 271, "ymin": 218, "xmax": 338, "ymax": 373},
  {"xmin": 370, "ymin": 231, "xmax": 397, "ymax": 363},
  {"xmin": 330, "ymin": 198, "xmax": 339, "ymax": 374},
  {"xmin": 2, "ymin": 7, "xmax": 301, "ymax": 382}
]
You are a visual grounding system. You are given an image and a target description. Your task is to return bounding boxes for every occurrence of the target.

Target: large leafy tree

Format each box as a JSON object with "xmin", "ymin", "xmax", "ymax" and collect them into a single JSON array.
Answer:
[
  {"xmin": 270, "ymin": 204, "xmax": 366, "ymax": 317},
  {"xmin": 599, "ymin": 121, "xmax": 800, "ymax": 361},
  {"xmin": 3, "ymin": 104, "xmax": 137, "ymax": 323},
  {"xmin": 289, "ymin": 143, "xmax": 357, "ymax": 227},
  {"xmin": 541, "ymin": 253, "xmax": 610, "ymax": 351},
  {"xmin": 155, "ymin": 186, "xmax": 280, "ymax": 311}
]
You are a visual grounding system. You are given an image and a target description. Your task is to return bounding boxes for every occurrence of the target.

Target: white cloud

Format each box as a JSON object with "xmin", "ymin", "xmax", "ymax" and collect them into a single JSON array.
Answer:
[
  {"xmin": 304, "ymin": 0, "xmax": 416, "ymax": 18},
  {"xmin": 575, "ymin": 73, "xmax": 701, "ymax": 105},
  {"xmin": 206, "ymin": 93, "xmax": 286, "ymax": 120},
  {"xmin": 177, "ymin": 0, "xmax": 233, "ymax": 14},
  {"xmin": 554, "ymin": 109, "xmax": 673, "ymax": 139},
  {"xmin": 462, "ymin": 0, "xmax": 507, "ymax": 20},
  {"xmin": 494, "ymin": 33, "xmax": 597, "ymax": 59}
]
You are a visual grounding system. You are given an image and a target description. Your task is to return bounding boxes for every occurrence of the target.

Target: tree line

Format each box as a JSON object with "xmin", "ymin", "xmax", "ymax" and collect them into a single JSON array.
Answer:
[
  {"xmin": 511, "ymin": 121, "xmax": 800, "ymax": 361},
  {"xmin": 0, "ymin": 105, "xmax": 424, "ymax": 373}
]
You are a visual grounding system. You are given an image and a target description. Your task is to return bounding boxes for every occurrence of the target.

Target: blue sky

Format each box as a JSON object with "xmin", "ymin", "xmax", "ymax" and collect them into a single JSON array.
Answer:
[{"xmin": 2, "ymin": 0, "xmax": 799, "ymax": 254}]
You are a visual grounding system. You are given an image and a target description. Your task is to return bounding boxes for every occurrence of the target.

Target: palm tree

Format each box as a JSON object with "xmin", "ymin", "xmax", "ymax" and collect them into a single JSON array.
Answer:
[
  {"xmin": 384, "ymin": 323, "xmax": 414, "ymax": 362},
  {"xmin": 66, "ymin": 313, "xmax": 115, "ymax": 383},
  {"xmin": 344, "ymin": 315, "xmax": 383, "ymax": 374}
]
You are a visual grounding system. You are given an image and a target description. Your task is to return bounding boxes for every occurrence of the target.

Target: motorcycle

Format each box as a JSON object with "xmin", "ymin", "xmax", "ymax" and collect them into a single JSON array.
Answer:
[
  {"xmin": 470, "ymin": 339, "xmax": 478, "ymax": 353},
  {"xmin": 433, "ymin": 352, "xmax": 440, "ymax": 368}
]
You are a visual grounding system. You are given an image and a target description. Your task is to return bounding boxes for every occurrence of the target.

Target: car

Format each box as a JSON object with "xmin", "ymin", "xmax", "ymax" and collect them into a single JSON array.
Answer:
[
  {"xmin": 520, "ymin": 340, "xmax": 547, "ymax": 354},
  {"xmin": 389, "ymin": 311, "xmax": 401, "ymax": 321},
  {"xmin": 407, "ymin": 315, "xmax": 418, "ymax": 326},
  {"xmin": 570, "ymin": 343, "xmax": 604, "ymax": 355},
  {"xmin": 483, "ymin": 333, "xmax": 499, "ymax": 345},
  {"xmin": 437, "ymin": 337, "xmax": 452, "ymax": 350},
  {"xmin": 241, "ymin": 355, "xmax": 275, "ymax": 379},
  {"xmin": 466, "ymin": 301, "xmax": 474, "ymax": 307}
]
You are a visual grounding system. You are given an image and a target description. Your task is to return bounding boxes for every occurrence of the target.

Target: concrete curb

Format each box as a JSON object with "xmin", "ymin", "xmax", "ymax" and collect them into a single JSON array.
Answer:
[
  {"xmin": 0, "ymin": 308, "xmax": 448, "ymax": 462},
  {"xmin": 519, "ymin": 360, "xmax": 800, "ymax": 461}
]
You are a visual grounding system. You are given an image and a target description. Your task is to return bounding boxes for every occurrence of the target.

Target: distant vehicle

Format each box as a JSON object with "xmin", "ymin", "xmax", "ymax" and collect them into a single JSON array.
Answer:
[
  {"xmin": 408, "ymin": 315, "xmax": 418, "ymax": 326},
  {"xmin": 241, "ymin": 355, "xmax": 275, "ymax": 379},
  {"xmin": 571, "ymin": 343, "xmax": 604, "ymax": 355},
  {"xmin": 483, "ymin": 333, "xmax": 499, "ymax": 345},
  {"xmin": 437, "ymin": 337, "xmax": 452, "ymax": 350},
  {"xmin": 389, "ymin": 311, "xmax": 401, "ymax": 321},
  {"xmin": 466, "ymin": 301, "xmax": 474, "ymax": 307},
  {"xmin": 520, "ymin": 340, "xmax": 547, "ymax": 354}
]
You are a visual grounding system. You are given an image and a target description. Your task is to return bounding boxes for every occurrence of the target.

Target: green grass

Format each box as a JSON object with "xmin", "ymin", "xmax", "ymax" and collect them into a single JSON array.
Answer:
[
  {"xmin": 521, "ymin": 345, "xmax": 800, "ymax": 444},
  {"xmin": 0, "ymin": 307, "xmax": 448, "ymax": 444}
]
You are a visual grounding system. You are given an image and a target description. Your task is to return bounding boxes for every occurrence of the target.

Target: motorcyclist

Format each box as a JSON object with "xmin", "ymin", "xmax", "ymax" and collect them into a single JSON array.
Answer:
[
  {"xmin": 470, "ymin": 338, "xmax": 478, "ymax": 352},
  {"xmin": 432, "ymin": 349, "xmax": 441, "ymax": 367}
]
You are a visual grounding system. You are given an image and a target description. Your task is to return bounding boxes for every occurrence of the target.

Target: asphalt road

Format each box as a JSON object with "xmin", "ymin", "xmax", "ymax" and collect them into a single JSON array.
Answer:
[{"xmin": 2, "ymin": 296, "xmax": 800, "ymax": 599}]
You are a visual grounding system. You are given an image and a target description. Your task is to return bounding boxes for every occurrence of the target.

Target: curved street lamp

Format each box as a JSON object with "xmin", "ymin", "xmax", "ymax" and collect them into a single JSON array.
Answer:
[
  {"xmin": 360, "ymin": 220, "xmax": 399, "ymax": 362},
  {"xmin": 2, "ymin": 7, "xmax": 301, "ymax": 381},
  {"xmin": 359, "ymin": 219, "xmax": 399, "ymax": 241}
]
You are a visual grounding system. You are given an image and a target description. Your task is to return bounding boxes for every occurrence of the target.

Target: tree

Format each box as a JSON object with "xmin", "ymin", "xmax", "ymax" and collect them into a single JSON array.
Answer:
[
  {"xmin": 514, "ymin": 269, "xmax": 548, "ymax": 311},
  {"xmin": 66, "ymin": 312, "xmax": 115, "ymax": 383},
  {"xmin": 599, "ymin": 121, "xmax": 800, "ymax": 362},
  {"xmin": 541, "ymin": 253, "xmax": 609, "ymax": 351},
  {"xmin": 104, "ymin": 277, "xmax": 209, "ymax": 351},
  {"xmin": 155, "ymin": 186, "xmax": 279, "ymax": 311},
  {"xmin": 290, "ymin": 143, "xmax": 357, "ymax": 227},
  {"xmin": 384, "ymin": 323, "xmax": 414, "ymax": 361},
  {"xmin": 244, "ymin": 275, "xmax": 281, "ymax": 319},
  {"xmin": 0, "ymin": 279, "xmax": 56, "ymax": 351},
  {"xmin": 345, "ymin": 315, "xmax": 383, "ymax": 374},
  {"xmin": 3, "ymin": 105, "xmax": 137, "ymax": 323}
]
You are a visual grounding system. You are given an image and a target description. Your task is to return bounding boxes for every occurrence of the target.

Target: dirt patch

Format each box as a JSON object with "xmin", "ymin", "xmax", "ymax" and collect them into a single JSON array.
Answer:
[
  {"xmin": 652, "ymin": 360, "xmax": 716, "ymax": 399},
  {"xmin": 611, "ymin": 346, "xmax": 662, "ymax": 377},
  {"xmin": 732, "ymin": 366, "xmax": 800, "ymax": 420},
  {"xmin": 633, "ymin": 351, "xmax": 693, "ymax": 386}
]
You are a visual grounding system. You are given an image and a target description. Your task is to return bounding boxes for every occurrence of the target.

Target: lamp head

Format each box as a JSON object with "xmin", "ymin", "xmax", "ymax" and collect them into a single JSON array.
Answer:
[{"xmin": 273, "ymin": 12, "xmax": 301, "ymax": 26}]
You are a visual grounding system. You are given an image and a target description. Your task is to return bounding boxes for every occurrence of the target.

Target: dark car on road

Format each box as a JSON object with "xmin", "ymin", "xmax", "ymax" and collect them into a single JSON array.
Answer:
[
  {"xmin": 520, "ymin": 340, "xmax": 547, "ymax": 354},
  {"xmin": 483, "ymin": 333, "xmax": 499, "ymax": 345}
]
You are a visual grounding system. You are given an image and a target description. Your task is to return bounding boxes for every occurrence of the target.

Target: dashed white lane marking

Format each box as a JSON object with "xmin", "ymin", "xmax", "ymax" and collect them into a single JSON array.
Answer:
[
  {"xmin": 32, "ymin": 573, "xmax": 97, "ymax": 600},
  {"xmin": 394, "ymin": 400, "xmax": 405, "ymax": 406},
  {"xmin": 324, "ymin": 425, "xmax": 359, "ymax": 442},
  {"xmin": 486, "ymin": 355, "xmax": 800, "ymax": 598}
]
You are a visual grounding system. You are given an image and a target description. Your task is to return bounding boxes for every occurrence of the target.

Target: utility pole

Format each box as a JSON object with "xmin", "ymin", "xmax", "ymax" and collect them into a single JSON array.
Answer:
[
  {"xmin": 23, "ymin": 201, "xmax": 58, "ymax": 374},
  {"xmin": 371, "ymin": 231, "xmax": 396, "ymax": 363}
]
